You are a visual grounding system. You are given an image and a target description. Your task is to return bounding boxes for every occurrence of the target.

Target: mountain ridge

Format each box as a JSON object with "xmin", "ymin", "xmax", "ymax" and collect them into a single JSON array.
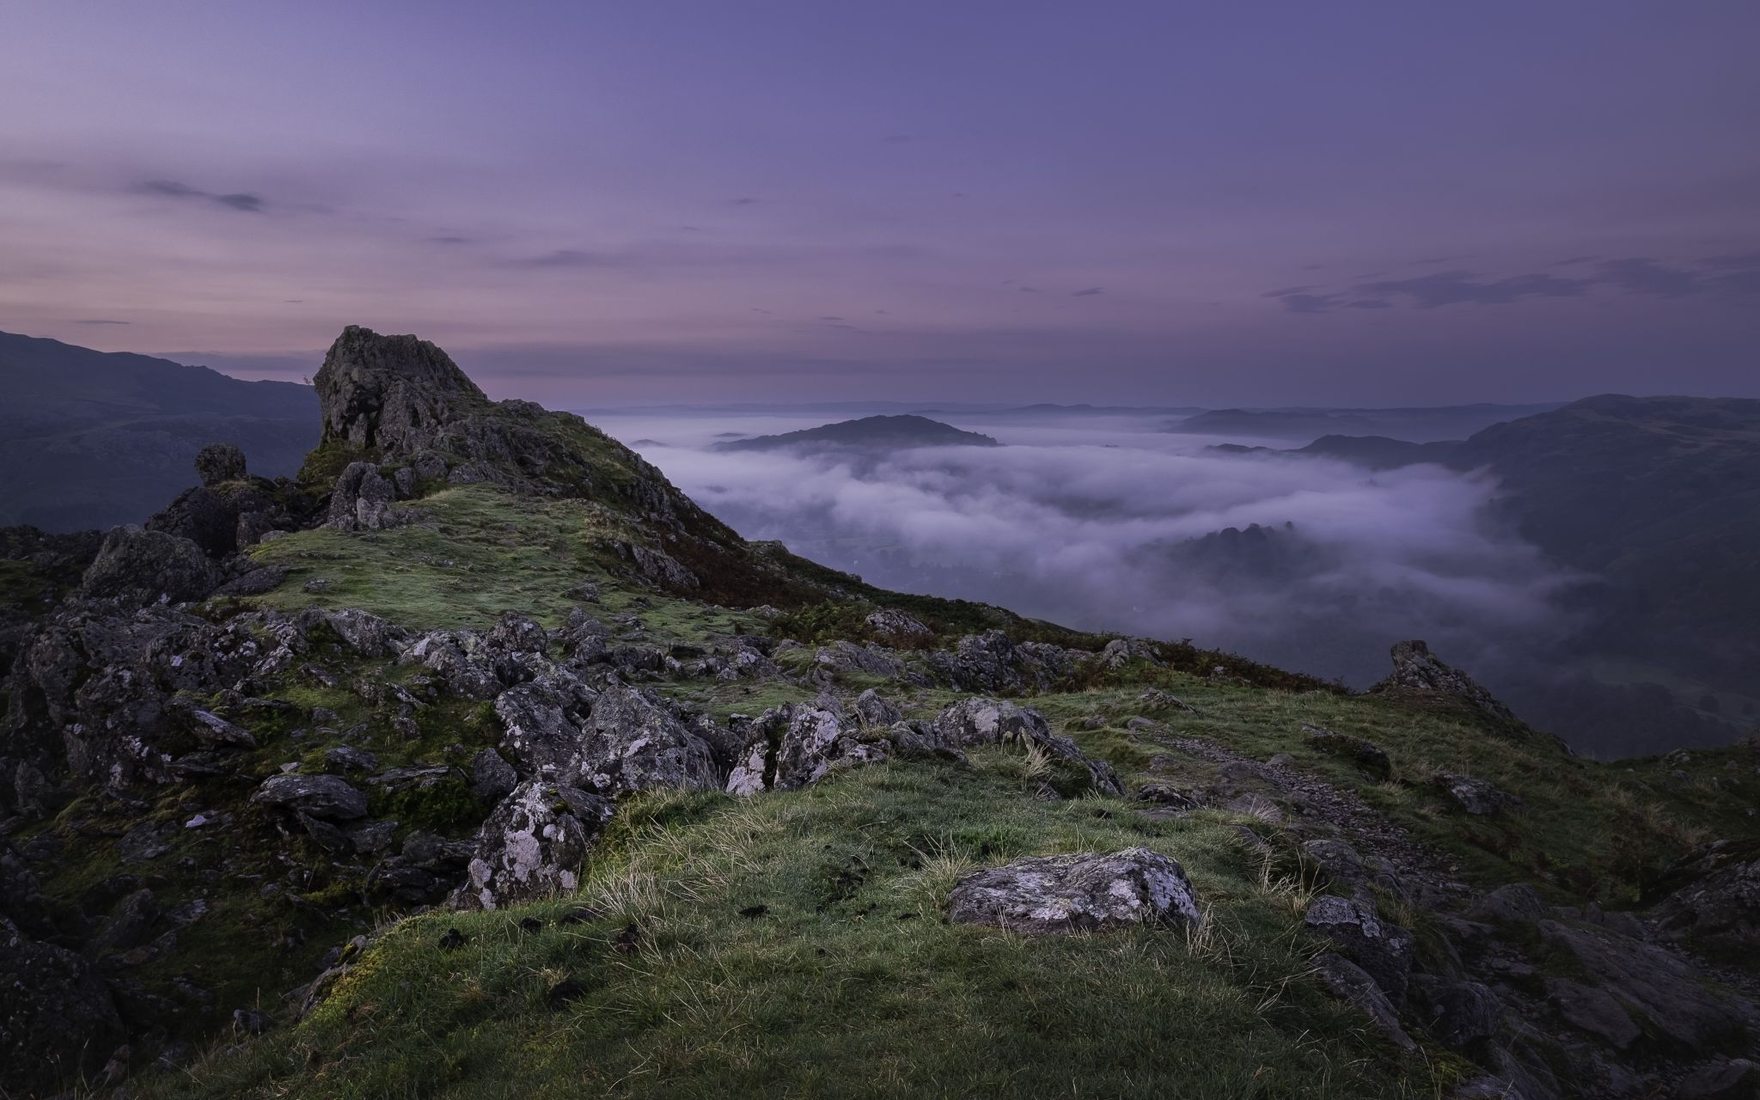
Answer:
[{"xmin": 1, "ymin": 329, "xmax": 1756, "ymax": 1099}]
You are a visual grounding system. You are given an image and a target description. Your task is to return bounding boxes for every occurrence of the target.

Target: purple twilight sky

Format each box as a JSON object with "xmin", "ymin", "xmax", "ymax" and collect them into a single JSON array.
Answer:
[{"xmin": 3, "ymin": 1, "xmax": 1758, "ymax": 405}]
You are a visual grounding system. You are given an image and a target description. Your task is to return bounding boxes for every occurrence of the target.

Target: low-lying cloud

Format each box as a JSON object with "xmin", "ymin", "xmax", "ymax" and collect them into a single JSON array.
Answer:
[{"xmin": 615, "ymin": 415, "xmax": 1576, "ymax": 686}]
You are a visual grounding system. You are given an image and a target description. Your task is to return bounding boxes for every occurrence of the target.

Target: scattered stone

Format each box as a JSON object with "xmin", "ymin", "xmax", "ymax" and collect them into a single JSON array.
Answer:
[
  {"xmin": 932, "ymin": 698, "xmax": 1124, "ymax": 795},
  {"xmin": 469, "ymin": 748, "xmax": 519, "ymax": 802},
  {"xmin": 947, "ymin": 848, "xmax": 1200, "ymax": 934},
  {"xmin": 1100, "ymin": 637, "xmax": 1161, "ymax": 669},
  {"xmin": 1434, "ymin": 772, "xmax": 1514, "ymax": 816},
  {"xmin": 177, "ymin": 706, "xmax": 257, "ymax": 748},
  {"xmin": 324, "ymin": 745, "xmax": 379, "ymax": 773},
  {"xmin": 249, "ymin": 774, "xmax": 369, "ymax": 821}
]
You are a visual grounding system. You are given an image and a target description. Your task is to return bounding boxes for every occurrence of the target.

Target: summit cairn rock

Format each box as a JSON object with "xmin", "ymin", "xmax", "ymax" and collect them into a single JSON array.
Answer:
[{"xmin": 314, "ymin": 326, "xmax": 488, "ymax": 456}]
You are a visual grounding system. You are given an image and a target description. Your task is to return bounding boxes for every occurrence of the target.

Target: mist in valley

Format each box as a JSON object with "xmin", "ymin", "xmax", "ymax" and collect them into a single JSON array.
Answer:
[{"xmin": 592, "ymin": 407, "xmax": 1663, "ymax": 745}]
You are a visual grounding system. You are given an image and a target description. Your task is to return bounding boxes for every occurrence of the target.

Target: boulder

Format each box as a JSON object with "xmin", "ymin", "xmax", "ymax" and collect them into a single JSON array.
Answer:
[
  {"xmin": 925, "ymin": 630, "xmax": 1079, "ymax": 693},
  {"xmin": 1303, "ymin": 895, "xmax": 1415, "ymax": 1005},
  {"xmin": 1676, "ymin": 1059, "xmax": 1760, "ymax": 1100},
  {"xmin": 725, "ymin": 701, "xmax": 889, "ymax": 795},
  {"xmin": 851, "ymin": 688, "xmax": 903, "ymax": 729},
  {"xmin": 1536, "ymin": 918, "xmax": 1751, "ymax": 1054},
  {"xmin": 404, "ymin": 629, "xmax": 501, "ymax": 699},
  {"xmin": 865, "ymin": 608, "xmax": 933, "ymax": 645},
  {"xmin": 470, "ymin": 748, "xmax": 519, "ymax": 802},
  {"xmin": 947, "ymin": 847, "xmax": 1200, "ymax": 933},
  {"xmin": 453, "ymin": 781, "xmax": 614, "ymax": 911},
  {"xmin": 1100, "ymin": 637, "xmax": 1162, "ymax": 669},
  {"xmin": 79, "ymin": 527, "xmax": 218, "ymax": 605},
  {"xmin": 932, "ymin": 698, "xmax": 1124, "ymax": 795},
  {"xmin": 194, "ymin": 443, "xmax": 247, "ymax": 486},
  {"xmin": 250, "ymin": 774, "xmax": 369, "ymax": 821},
  {"xmin": 327, "ymin": 461, "xmax": 398, "ymax": 531},
  {"xmin": 580, "ymin": 685, "xmax": 723, "ymax": 794},
  {"xmin": 1652, "ymin": 843, "xmax": 1760, "ymax": 960}
]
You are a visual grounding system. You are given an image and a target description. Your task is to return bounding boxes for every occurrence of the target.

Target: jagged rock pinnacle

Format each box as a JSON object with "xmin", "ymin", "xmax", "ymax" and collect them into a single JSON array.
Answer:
[{"xmin": 314, "ymin": 325, "xmax": 487, "ymax": 455}]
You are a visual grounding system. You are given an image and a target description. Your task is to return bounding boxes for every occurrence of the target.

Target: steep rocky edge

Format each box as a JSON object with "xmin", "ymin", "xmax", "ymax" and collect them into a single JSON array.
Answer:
[{"xmin": 1, "ymin": 328, "xmax": 1757, "ymax": 1099}]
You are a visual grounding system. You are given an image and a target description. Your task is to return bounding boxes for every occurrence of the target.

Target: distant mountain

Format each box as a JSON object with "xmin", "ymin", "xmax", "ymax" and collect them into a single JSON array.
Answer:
[
  {"xmin": 1270, "ymin": 395, "xmax": 1760, "ymax": 752},
  {"xmin": 1210, "ymin": 435, "xmax": 1463, "ymax": 468},
  {"xmin": 713, "ymin": 414, "xmax": 1001, "ymax": 452},
  {"xmin": 0, "ymin": 330, "xmax": 317, "ymax": 530},
  {"xmin": 1167, "ymin": 402, "xmax": 1559, "ymax": 443}
]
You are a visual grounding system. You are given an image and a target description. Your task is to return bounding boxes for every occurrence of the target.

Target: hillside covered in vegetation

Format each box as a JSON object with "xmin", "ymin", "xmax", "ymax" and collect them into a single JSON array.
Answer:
[{"xmin": 2, "ymin": 329, "xmax": 1756, "ymax": 1099}]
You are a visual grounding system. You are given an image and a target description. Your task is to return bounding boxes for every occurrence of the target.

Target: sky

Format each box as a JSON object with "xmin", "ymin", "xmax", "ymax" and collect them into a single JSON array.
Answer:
[{"xmin": 2, "ymin": 1, "xmax": 1758, "ymax": 405}]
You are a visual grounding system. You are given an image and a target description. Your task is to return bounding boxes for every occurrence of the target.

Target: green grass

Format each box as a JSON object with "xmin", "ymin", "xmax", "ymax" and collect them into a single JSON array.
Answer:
[
  {"xmin": 244, "ymin": 486, "xmax": 631, "ymax": 630},
  {"xmin": 149, "ymin": 757, "xmax": 1435, "ymax": 1099}
]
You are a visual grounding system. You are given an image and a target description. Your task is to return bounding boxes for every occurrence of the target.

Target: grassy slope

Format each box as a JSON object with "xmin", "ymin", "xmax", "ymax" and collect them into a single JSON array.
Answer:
[{"xmin": 112, "ymin": 483, "xmax": 1758, "ymax": 1098}]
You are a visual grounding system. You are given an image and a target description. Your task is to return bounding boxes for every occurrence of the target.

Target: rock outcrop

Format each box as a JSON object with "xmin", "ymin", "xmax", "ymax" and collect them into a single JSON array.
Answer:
[
  {"xmin": 1368, "ymin": 640, "xmax": 1522, "ymax": 727},
  {"xmin": 453, "ymin": 781, "xmax": 615, "ymax": 911},
  {"xmin": 314, "ymin": 326, "xmax": 489, "ymax": 456},
  {"xmin": 947, "ymin": 848, "xmax": 1201, "ymax": 933}
]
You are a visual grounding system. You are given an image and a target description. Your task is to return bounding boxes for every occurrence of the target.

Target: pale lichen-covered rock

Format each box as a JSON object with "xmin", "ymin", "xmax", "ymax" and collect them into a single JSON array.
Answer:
[
  {"xmin": 452, "ymin": 781, "xmax": 614, "ymax": 911},
  {"xmin": 725, "ymin": 700, "xmax": 889, "ymax": 795},
  {"xmin": 851, "ymin": 688, "xmax": 902, "ymax": 729},
  {"xmin": 814, "ymin": 640, "xmax": 907, "ymax": 681},
  {"xmin": 947, "ymin": 847, "xmax": 1200, "ymax": 933},
  {"xmin": 495, "ymin": 675, "xmax": 720, "ymax": 796},
  {"xmin": 580, "ymin": 684, "xmax": 723, "ymax": 793}
]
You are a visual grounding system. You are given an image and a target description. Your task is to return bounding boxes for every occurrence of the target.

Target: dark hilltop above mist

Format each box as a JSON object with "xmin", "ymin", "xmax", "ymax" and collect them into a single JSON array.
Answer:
[
  {"xmin": 0, "ymin": 329, "xmax": 316, "ymax": 531},
  {"xmin": 711, "ymin": 413, "xmax": 1002, "ymax": 452},
  {"xmin": 1168, "ymin": 402, "xmax": 1560, "ymax": 443}
]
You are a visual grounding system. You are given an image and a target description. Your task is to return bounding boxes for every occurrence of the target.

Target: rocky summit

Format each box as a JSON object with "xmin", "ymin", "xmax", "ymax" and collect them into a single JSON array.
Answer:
[{"xmin": 2, "ymin": 328, "xmax": 1758, "ymax": 1099}]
